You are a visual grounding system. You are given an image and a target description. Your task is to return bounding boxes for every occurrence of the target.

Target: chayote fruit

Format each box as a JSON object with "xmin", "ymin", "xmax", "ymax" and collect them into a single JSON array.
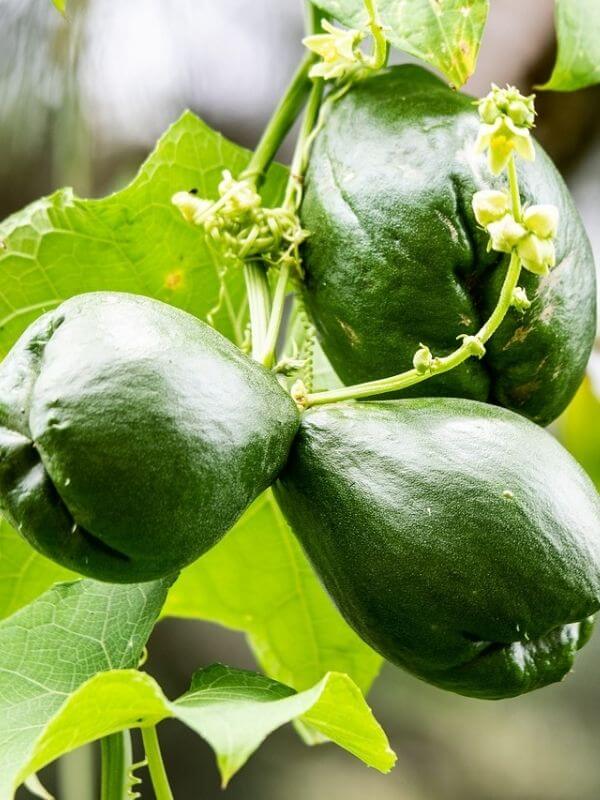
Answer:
[
  {"xmin": 300, "ymin": 66, "xmax": 596, "ymax": 427},
  {"xmin": 0, "ymin": 292, "xmax": 299, "ymax": 583},
  {"xmin": 275, "ymin": 399, "xmax": 600, "ymax": 699}
]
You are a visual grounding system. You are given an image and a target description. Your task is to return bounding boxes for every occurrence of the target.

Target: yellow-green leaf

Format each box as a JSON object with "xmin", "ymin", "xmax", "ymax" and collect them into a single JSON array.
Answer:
[{"xmin": 6, "ymin": 664, "xmax": 395, "ymax": 797}]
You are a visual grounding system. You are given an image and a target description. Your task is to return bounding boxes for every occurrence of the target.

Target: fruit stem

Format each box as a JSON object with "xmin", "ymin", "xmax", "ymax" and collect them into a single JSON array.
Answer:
[
  {"xmin": 304, "ymin": 156, "xmax": 524, "ymax": 408},
  {"xmin": 141, "ymin": 725, "xmax": 174, "ymax": 800},
  {"xmin": 100, "ymin": 731, "xmax": 132, "ymax": 800},
  {"xmin": 244, "ymin": 261, "xmax": 272, "ymax": 360}
]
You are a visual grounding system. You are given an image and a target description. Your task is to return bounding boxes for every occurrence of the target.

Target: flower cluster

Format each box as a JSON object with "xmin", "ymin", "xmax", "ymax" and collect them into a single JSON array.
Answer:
[
  {"xmin": 303, "ymin": 20, "xmax": 366, "ymax": 81},
  {"xmin": 172, "ymin": 171, "xmax": 307, "ymax": 269},
  {"xmin": 475, "ymin": 84, "xmax": 536, "ymax": 174},
  {"xmin": 472, "ymin": 189, "xmax": 559, "ymax": 276}
]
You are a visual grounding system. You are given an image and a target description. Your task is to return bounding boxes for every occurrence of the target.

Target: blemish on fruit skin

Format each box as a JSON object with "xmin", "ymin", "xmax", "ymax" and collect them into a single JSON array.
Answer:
[
  {"xmin": 164, "ymin": 269, "xmax": 184, "ymax": 290},
  {"xmin": 338, "ymin": 319, "xmax": 361, "ymax": 347},
  {"xmin": 503, "ymin": 490, "xmax": 514, "ymax": 500},
  {"xmin": 502, "ymin": 325, "xmax": 531, "ymax": 350},
  {"xmin": 539, "ymin": 303, "xmax": 555, "ymax": 324}
]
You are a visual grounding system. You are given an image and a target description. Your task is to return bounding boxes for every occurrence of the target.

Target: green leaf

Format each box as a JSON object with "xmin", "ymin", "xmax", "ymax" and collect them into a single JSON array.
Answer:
[
  {"xmin": 0, "ymin": 578, "xmax": 170, "ymax": 799},
  {"xmin": 310, "ymin": 0, "xmax": 489, "ymax": 87},
  {"xmin": 51, "ymin": 0, "xmax": 66, "ymax": 13},
  {"xmin": 540, "ymin": 0, "xmax": 600, "ymax": 91},
  {"xmin": 173, "ymin": 664, "xmax": 396, "ymax": 785},
  {"xmin": 0, "ymin": 111, "xmax": 287, "ymax": 356},
  {"xmin": 0, "ymin": 519, "xmax": 75, "ymax": 621},
  {"xmin": 165, "ymin": 491, "xmax": 381, "ymax": 695},
  {"xmin": 5, "ymin": 664, "xmax": 395, "ymax": 796}
]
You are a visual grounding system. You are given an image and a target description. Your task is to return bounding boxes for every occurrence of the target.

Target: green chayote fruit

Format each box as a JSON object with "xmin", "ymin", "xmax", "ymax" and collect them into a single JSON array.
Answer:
[
  {"xmin": 0, "ymin": 292, "xmax": 299, "ymax": 583},
  {"xmin": 300, "ymin": 66, "xmax": 596, "ymax": 426},
  {"xmin": 275, "ymin": 399, "xmax": 600, "ymax": 699}
]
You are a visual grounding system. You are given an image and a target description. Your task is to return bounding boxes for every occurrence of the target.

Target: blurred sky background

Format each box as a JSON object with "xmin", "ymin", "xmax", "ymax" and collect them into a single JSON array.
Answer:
[{"xmin": 2, "ymin": 1, "xmax": 600, "ymax": 798}]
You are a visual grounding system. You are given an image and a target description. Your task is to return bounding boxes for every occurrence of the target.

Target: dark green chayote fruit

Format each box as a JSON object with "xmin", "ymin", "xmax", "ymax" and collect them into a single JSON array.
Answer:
[
  {"xmin": 300, "ymin": 66, "xmax": 596, "ymax": 426},
  {"xmin": 0, "ymin": 292, "xmax": 299, "ymax": 583},
  {"xmin": 275, "ymin": 399, "xmax": 600, "ymax": 699}
]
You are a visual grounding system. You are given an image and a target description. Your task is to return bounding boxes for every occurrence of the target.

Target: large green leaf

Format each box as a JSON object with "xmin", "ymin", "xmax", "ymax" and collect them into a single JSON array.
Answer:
[
  {"xmin": 0, "ymin": 519, "xmax": 74, "ymax": 621},
  {"xmin": 541, "ymin": 0, "xmax": 600, "ymax": 91},
  {"xmin": 165, "ymin": 491, "xmax": 381, "ymax": 695},
  {"xmin": 310, "ymin": 0, "xmax": 489, "ymax": 87},
  {"xmin": 0, "ymin": 578, "xmax": 170, "ymax": 800},
  {"xmin": 0, "ymin": 110, "xmax": 287, "ymax": 356},
  {"xmin": 5, "ymin": 664, "xmax": 394, "ymax": 797},
  {"xmin": 0, "ymin": 109, "xmax": 286, "ymax": 617}
]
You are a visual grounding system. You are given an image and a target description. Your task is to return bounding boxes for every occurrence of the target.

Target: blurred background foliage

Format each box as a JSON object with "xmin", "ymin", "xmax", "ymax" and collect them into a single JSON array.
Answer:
[{"xmin": 2, "ymin": 0, "xmax": 600, "ymax": 798}]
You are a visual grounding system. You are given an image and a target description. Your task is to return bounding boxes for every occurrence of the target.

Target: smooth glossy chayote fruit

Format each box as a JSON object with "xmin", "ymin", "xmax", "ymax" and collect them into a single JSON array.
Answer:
[
  {"xmin": 0, "ymin": 292, "xmax": 299, "ymax": 583},
  {"xmin": 300, "ymin": 65, "xmax": 596, "ymax": 427},
  {"xmin": 275, "ymin": 399, "xmax": 600, "ymax": 699}
]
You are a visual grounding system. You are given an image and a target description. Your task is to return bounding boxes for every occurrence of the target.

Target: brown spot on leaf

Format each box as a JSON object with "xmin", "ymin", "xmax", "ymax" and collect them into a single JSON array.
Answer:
[{"xmin": 164, "ymin": 269, "xmax": 184, "ymax": 290}]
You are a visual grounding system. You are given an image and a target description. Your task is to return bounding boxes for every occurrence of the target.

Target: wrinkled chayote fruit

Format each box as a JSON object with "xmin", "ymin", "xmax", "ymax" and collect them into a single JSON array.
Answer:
[
  {"xmin": 0, "ymin": 292, "xmax": 299, "ymax": 583},
  {"xmin": 300, "ymin": 66, "xmax": 596, "ymax": 426},
  {"xmin": 275, "ymin": 399, "xmax": 600, "ymax": 699}
]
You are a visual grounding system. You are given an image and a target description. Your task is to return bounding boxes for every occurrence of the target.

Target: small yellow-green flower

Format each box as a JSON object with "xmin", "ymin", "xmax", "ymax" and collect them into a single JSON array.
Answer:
[
  {"xmin": 472, "ymin": 189, "xmax": 510, "ymax": 227},
  {"xmin": 477, "ymin": 84, "xmax": 536, "ymax": 129},
  {"xmin": 218, "ymin": 170, "xmax": 262, "ymax": 213},
  {"xmin": 486, "ymin": 214, "xmax": 527, "ymax": 254},
  {"xmin": 171, "ymin": 191, "xmax": 213, "ymax": 225},
  {"xmin": 303, "ymin": 20, "xmax": 365, "ymax": 81},
  {"xmin": 516, "ymin": 204, "xmax": 559, "ymax": 276},
  {"xmin": 475, "ymin": 84, "xmax": 536, "ymax": 174},
  {"xmin": 475, "ymin": 116, "xmax": 535, "ymax": 174},
  {"xmin": 511, "ymin": 286, "xmax": 532, "ymax": 312},
  {"xmin": 522, "ymin": 204, "xmax": 559, "ymax": 240}
]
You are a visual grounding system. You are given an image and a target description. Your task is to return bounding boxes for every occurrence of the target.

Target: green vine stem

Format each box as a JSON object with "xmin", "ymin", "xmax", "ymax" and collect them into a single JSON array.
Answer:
[
  {"xmin": 101, "ymin": 731, "xmax": 132, "ymax": 800},
  {"xmin": 305, "ymin": 154, "xmax": 524, "ymax": 407},
  {"xmin": 259, "ymin": 76, "xmax": 324, "ymax": 368},
  {"xmin": 141, "ymin": 726, "xmax": 174, "ymax": 800},
  {"xmin": 241, "ymin": 54, "xmax": 314, "ymax": 186},
  {"xmin": 238, "ymin": 44, "xmax": 316, "ymax": 360}
]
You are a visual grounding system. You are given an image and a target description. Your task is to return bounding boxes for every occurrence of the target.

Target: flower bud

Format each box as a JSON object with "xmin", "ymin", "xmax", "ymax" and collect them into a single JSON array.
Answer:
[
  {"xmin": 487, "ymin": 214, "xmax": 527, "ymax": 254},
  {"xmin": 518, "ymin": 234, "xmax": 556, "ymax": 276},
  {"xmin": 477, "ymin": 96, "xmax": 502, "ymax": 125},
  {"xmin": 475, "ymin": 85, "xmax": 536, "ymax": 174},
  {"xmin": 291, "ymin": 379, "xmax": 309, "ymax": 409},
  {"xmin": 523, "ymin": 204, "xmax": 559, "ymax": 240},
  {"xmin": 508, "ymin": 99, "xmax": 535, "ymax": 128},
  {"xmin": 172, "ymin": 191, "xmax": 214, "ymax": 225},
  {"xmin": 458, "ymin": 335, "xmax": 486, "ymax": 359},
  {"xmin": 218, "ymin": 171, "xmax": 261, "ymax": 213},
  {"xmin": 511, "ymin": 286, "xmax": 532, "ymax": 312},
  {"xmin": 413, "ymin": 343, "xmax": 433, "ymax": 375},
  {"xmin": 472, "ymin": 190, "xmax": 510, "ymax": 227}
]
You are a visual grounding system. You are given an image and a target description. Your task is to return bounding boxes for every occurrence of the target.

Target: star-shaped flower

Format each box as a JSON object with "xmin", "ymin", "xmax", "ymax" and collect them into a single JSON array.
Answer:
[{"xmin": 303, "ymin": 20, "xmax": 365, "ymax": 81}]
